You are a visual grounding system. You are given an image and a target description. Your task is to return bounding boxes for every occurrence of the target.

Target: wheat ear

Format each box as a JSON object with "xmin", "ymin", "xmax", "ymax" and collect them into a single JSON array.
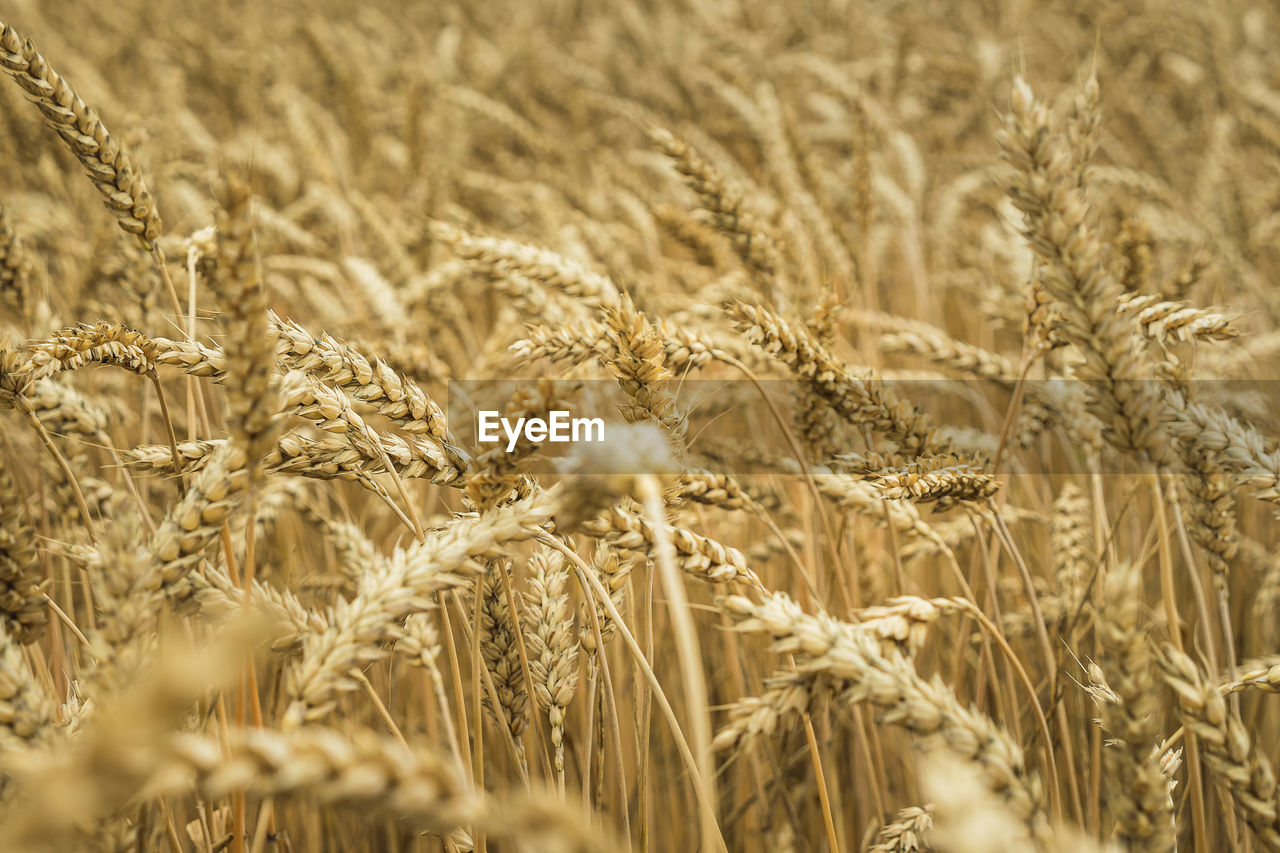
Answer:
[
  {"xmin": 718, "ymin": 593, "xmax": 1049, "ymax": 844},
  {"xmin": 0, "ymin": 628, "xmax": 53, "ymax": 754},
  {"xmin": 998, "ymin": 76, "xmax": 1170, "ymax": 464},
  {"xmin": 870, "ymin": 805, "xmax": 933, "ymax": 852},
  {"xmin": 0, "ymin": 21, "xmax": 161, "ymax": 246},
  {"xmin": 728, "ymin": 301, "xmax": 942, "ymax": 455},
  {"xmin": 649, "ymin": 127, "xmax": 780, "ymax": 288},
  {"xmin": 283, "ymin": 489, "xmax": 558, "ymax": 726},
  {"xmin": 0, "ymin": 444, "xmax": 48, "ymax": 643},
  {"xmin": 162, "ymin": 726, "xmax": 605, "ymax": 851},
  {"xmin": 0, "ymin": 200, "xmax": 33, "ymax": 321},
  {"xmin": 1160, "ymin": 645, "xmax": 1280, "ymax": 850},
  {"xmin": 1096, "ymin": 562, "xmax": 1176, "ymax": 852},
  {"xmin": 523, "ymin": 547, "xmax": 579, "ymax": 783},
  {"xmin": 208, "ymin": 172, "xmax": 281, "ymax": 469}
]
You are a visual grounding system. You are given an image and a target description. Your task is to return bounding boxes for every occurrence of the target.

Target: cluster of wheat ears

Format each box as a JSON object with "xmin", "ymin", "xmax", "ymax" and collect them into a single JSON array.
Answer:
[{"xmin": 1, "ymin": 1, "xmax": 1280, "ymax": 851}]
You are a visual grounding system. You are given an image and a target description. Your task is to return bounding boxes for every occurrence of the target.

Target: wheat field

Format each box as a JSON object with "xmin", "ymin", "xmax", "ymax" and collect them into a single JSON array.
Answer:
[{"xmin": 0, "ymin": 0, "xmax": 1278, "ymax": 850}]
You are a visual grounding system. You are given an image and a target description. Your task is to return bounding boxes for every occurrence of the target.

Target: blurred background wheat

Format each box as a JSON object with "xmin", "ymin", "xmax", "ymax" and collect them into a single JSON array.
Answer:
[{"xmin": 1, "ymin": 0, "xmax": 1279, "ymax": 850}]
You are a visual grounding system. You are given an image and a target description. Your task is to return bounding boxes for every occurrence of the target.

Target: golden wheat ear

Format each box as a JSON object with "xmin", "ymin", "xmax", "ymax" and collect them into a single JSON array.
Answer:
[
  {"xmin": 0, "ymin": 200, "xmax": 34, "ymax": 323},
  {"xmin": 0, "ymin": 21, "xmax": 161, "ymax": 248}
]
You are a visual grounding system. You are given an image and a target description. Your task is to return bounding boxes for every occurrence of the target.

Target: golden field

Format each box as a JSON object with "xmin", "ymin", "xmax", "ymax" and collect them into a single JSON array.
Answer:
[{"xmin": 0, "ymin": 1, "xmax": 1279, "ymax": 850}]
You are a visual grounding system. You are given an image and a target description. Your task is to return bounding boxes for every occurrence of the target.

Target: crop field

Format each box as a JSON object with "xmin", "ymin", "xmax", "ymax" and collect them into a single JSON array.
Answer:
[{"xmin": 0, "ymin": 0, "xmax": 1278, "ymax": 851}]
